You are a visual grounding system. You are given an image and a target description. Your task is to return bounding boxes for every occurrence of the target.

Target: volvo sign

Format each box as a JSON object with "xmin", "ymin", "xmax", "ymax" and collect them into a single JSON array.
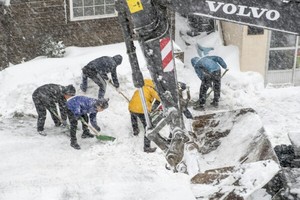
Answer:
[
  {"xmin": 206, "ymin": 1, "xmax": 280, "ymax": 21},
  {"xmin": 171, "ymin": 0, "xmax": 300, "ymax": 35}
]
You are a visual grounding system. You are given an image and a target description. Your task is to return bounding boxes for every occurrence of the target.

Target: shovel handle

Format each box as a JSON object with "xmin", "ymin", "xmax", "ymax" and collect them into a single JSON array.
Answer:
[
  {"xmin": 221, "ymin": 68, "xmax": 229, "ymax": 78},
  {"xmin": 80, "ymin": 117, "xmax": 116, "ymax": 141},
  {"xmin": 206, "ymin": 69, "xmax": 229, "ymax": 98},
  {"xmin": 80, "ymin": 117, "xmax": 99, "ymax": 136},
  {"xmin": 49, "ymin": 109, "xmax": 70, "ymax": 129},
  {"xmin": 108, "ymin": 79, "xmax": 130, "ymax": 102}
]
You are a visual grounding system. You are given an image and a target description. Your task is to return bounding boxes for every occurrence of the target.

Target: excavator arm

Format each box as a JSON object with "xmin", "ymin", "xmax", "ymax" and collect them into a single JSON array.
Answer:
[{"xmin": 115, "ymin": 0, "xmax": 300, "ymax": 168}]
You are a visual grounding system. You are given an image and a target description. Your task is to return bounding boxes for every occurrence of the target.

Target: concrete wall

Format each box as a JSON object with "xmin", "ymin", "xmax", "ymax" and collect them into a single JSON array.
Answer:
[
  {"xmin": 0, "ymin": 0, "xmax": 124, "ymax": 69},
  {"xmin": 221, "ymin": 21, "xmax": 269, "ymax": 77}
]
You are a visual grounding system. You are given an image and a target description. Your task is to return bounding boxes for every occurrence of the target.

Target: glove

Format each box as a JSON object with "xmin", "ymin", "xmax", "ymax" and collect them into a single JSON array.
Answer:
[{"xmin": 94, "ymin": 126, "xmax": 101, "ymax": 132}]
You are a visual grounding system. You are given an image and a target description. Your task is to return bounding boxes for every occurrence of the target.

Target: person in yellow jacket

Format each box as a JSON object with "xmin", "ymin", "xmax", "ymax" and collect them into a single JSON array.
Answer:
[{"xmin": 128, "ymin": 79, "xmax": 160, "ymax": 153}]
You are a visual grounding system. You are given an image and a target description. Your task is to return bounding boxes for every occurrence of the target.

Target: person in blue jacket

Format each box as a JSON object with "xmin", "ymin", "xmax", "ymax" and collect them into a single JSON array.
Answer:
[
  {"xmin": 64, "ymin": 93, "xmax": 109, "ymax": 150},
  {"xmin": 191, "ymin": 55, "xmax": 227, "ymax": 110},
  {"xmin": 80, "ymin": 55, "xmax": 123, "ymax": 99}
]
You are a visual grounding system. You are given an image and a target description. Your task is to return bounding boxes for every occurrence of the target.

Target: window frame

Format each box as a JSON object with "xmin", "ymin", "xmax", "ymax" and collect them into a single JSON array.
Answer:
[
  {"xmin": 268, "ymin": 31, "xmax": 298, "ymax": 71},
  {"xmin": 69, "ymin": 0, "xmax": 117, "ymax": 21}
]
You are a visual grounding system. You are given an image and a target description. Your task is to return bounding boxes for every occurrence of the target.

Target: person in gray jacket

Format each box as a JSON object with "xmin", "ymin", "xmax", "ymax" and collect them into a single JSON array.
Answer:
[
  {"xmin": 32, "ymin": 84, "xmax": 75, "ymax": 136},
  {"xmin": 191, "ymin": 55, "xmax": 227, "ymax": 110},
  {"xmin": 80, "ymin": 55, "xmax": 123, "ymax": 99}
]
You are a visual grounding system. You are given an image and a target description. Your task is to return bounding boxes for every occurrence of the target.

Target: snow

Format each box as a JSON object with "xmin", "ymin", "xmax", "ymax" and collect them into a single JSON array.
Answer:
[{"xmin": 0, "ymin": 16, "xmax": 300, "ymax": 199}]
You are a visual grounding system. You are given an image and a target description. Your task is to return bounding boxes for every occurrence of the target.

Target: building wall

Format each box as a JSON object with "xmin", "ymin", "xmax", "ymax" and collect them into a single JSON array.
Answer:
[
  {"xmin": 221, "ymin": 21, "xmax": 269, "ymax": 77},
  {"xmin": 240, "ymin": 27, "xmax": 269, "ymax": 77},
  {"xmin": 0, "ymin": 6, "xmax": 8, "ymax": 70},
  {"xmin": 0, "ymin": 0, "xmax": 124, "ymax": 69}
]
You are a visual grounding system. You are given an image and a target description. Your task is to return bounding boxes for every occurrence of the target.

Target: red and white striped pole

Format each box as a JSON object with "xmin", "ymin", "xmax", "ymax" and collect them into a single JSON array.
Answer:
[{"xmin": 160, "ymin": 37, "xmax": 174, "ymax": 72}]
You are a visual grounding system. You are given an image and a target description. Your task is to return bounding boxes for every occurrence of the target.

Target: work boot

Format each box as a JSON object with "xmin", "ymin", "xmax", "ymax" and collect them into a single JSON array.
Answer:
[
  {"xmin": 38, "ymin": 131, "xmax": 47, "ymax": 136},
  {"xmin": 193, "ymin": 104, "xmax": 205, "ymax": 110},
  {"xmin": 70, "ymin": 140, "xmax": 81, "ymax": 150},
  {"xmin": 210, "ymin": 101, "xmax": 218, "ymax": 107},
  {"xmin": 81, "ymin": 131, "xmax": 94, "ymax": 138},
  {"xmin": 144, "ymin": 146, "xmax": 157, "ymax": 153}
]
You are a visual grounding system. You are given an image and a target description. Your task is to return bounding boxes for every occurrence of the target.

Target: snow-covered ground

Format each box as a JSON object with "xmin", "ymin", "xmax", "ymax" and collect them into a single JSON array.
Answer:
[{"xmin": 0, "ymin": 16, "xmax": 300, "ymax": 199}]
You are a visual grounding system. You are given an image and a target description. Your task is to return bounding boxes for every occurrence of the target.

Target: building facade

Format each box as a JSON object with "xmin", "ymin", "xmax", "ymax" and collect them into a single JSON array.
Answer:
[
  {"xmin": 0, "ymin": 0, "xmax": 124, "ymax": 70},
  {"xmin": 222, "ymin": 22, "xmax": 300, "ymax": 86}
]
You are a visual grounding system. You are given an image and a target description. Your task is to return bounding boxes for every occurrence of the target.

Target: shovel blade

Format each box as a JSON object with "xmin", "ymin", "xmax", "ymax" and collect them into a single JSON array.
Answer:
[{"xmin": 96, "ymin": 134, "xmax": 116, "ymax": 141}]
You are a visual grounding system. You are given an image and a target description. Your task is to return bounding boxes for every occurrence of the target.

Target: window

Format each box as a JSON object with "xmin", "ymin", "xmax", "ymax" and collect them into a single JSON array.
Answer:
[
  {"xmin": 247, "ymin": 26, "xmax": 264, "ymax": 35},
  {"xmin": 268, "ymin": 31, "xmax": 299, "ymax": 71},
  {"xmin": 270, "ymin": 31, "xmax": 296, "ymax": 48},
  {"xmin": 267, "ymin": 33, "xmax": 300, "ymax": 85},
  {"xmin": 70, "ymin": 0, "xmax": 117, "ymax": 21},
  {"xmin": 268, "ymin": 50, "xmax": 295, "ymax": 70}
]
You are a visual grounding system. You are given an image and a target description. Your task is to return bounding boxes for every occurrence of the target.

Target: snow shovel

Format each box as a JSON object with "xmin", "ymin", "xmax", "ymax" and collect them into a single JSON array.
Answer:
[
  {"xmin": 80, "ymin": 117, "xmax": 116, "ymax": 141},
  {"xmin": 107, "ymin": 79, "xmax": 130, "ymax": 102},
  {"xmin": 49, "ymin": 109, "xmax": 70, "ymax": 130},
  {"xmin": 206, "ymin": 69, "xmax": 229, "ymax": 99}
]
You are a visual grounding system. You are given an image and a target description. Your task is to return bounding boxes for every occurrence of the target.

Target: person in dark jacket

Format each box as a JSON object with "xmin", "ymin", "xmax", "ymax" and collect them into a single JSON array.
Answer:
[
  {"xmin": 32, "ymin": 84, "xmax": 75, "ymax": 136},
  {"xmin": 80, "ymin": 55, "xmax": 123, "ymax": 99},
  {"xmin": 65, "ymin": 95, "xmax": 109, "ymax": 150},
  {"xmin": 191, "ymin": 55, "xmax": 227, "ymax": 110}
]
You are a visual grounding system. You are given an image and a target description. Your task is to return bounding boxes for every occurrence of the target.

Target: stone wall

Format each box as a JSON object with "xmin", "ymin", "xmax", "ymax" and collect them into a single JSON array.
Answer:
[
  {"xmin": 0, "ymin": 1, "xmax": 177, "ymax": 70},
  {"xmin": 0, "ymin": 0, "xmax": 124, "ymax": 69},
  {"xmin": 0, "ymin": 6, "xmax": 8, "ymax": 70}
]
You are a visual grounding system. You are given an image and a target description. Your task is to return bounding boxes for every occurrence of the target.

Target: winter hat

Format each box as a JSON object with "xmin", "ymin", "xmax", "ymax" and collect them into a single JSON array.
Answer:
[
  {"xmin": 113, "ymin": 54, "xmax": 123, "ymax": 65},
  {"xmin": 191, "ymin": 57, "xmax": 201, "ymax": 68},
  {"xmin": 95, "ymin": 98, "xmax": 109, "ymax": 109},
  {"xmin": 62, "ymin": 84, "xmax": 76, "ymax": 96}
]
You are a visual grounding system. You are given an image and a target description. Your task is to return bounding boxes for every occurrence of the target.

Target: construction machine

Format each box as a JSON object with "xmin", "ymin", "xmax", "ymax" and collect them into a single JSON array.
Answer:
[{"xmin": 115, "ymin": 0, "xmax": 300, "ymax": 198}]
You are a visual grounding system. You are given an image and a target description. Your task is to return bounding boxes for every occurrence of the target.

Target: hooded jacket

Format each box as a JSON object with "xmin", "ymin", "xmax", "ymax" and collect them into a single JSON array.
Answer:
[
  {"xmin": 191, "ymin": 56, "xmax": 227, "ymax": 80},
  {"xmin": 83, "ymin": 55, "xmax": 122, "ymax": 87},
  {"xmin": 128, "ymin": 79, "xmax": 160, "ymax": 114},
  {"xmin": 66, "ymin": 96, "xmax": 101, "ymax": 130},
  {"xmin": 32, "ymin": 83, "xmax": 68, "ymax": 120}
]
